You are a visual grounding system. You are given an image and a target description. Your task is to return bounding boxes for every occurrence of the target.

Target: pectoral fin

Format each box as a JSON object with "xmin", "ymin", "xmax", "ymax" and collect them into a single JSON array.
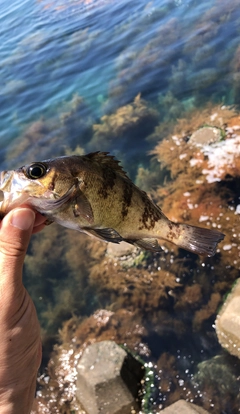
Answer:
[
  {"xmin": 84, "ymin": 227, "xmax": 123, "ymax": 243},
  {"xmin": 45, "ymin": 218, "xmax": 54, "ymax": 226},
  {"xmin": 72, "ymin": 193, "xmax": 94, "ymax": 224}
]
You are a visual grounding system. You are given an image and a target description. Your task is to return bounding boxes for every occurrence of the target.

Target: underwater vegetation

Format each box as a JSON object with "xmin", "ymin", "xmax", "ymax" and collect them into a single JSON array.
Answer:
[
  {"xmin": 3, "ymin": 94, "xmax": 93, "ymax": 169},
  {"xmin": 27, "ymin": 102, "xmax": 240, "ymax": 413},
  {"xmin": 5, "ymin": 119, "xmax": 60, "ymax": 168},
  {"xmin": 87, "ymin": 94, "xmax": 159, "ymax": 178},
  {"xmin": 107, "ymin": 0, "xmax": 240, "ymax": 113},
  {"xmin": 24, "ymin": 225, "xmax": 99, "ymax": 363},
  {"xmin": 3, "ymin": 0, "xmax": 240, "ymax": 151},
  {"xmin": 90, "ymin": 94, "xmax": 159, "ymax": 151},
  {"xmin": 231, "ymin": 44, "xmax": 240, "ymax": 106},
  {"xmin": 4, "ymin": 93, "xmax": 159, "ymax": 182}
]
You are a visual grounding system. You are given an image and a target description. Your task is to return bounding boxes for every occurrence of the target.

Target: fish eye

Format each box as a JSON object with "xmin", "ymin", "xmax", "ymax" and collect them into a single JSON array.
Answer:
[{"xmin": 26, "ymin": 163, "xmax": 47, "ymax": 179}]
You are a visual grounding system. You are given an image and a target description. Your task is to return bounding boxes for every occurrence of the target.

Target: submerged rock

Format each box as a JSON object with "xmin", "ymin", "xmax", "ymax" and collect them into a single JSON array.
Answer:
[
  {"xmin": 76, "ymin": 340, "xmax": 144, "ymax": 414},
  {"xmin": 189, "ymin": 126, "xmax": 222, "ymax": 146},
  {"xmin": 106, "ymin": 241, "xmax": 136, "ymax": 258},
  {"xmin": 192, "ymin": 354, "xmax": 240, "ymax": 409},
  {"xmin": 161, "ymin": 399, "xmax": 209, "ymax": 413},
  {"xmin": 216, "ymin": 278, "xmax": 240, "ymax": 359}
]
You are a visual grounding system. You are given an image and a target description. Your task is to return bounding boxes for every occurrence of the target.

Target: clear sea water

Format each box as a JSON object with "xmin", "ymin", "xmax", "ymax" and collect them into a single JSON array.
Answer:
[
  {"xmin": 1, "ymin": 0, "xmax": 240, "ymax": 162},
  {"xmin": 1, "ymin": 0, "xmax": 240, "ymax": 412}
]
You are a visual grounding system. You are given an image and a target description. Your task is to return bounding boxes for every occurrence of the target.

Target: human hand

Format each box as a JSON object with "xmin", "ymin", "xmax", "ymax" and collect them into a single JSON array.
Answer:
[{"xmin": 0, "ymin": 208, "xmax": 46, "ymax": 414}]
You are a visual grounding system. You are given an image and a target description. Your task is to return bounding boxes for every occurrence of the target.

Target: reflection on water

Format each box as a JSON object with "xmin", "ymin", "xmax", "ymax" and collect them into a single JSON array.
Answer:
[{"xmin": 1, "ymin": 0, "xmax": 240, "ymax": 413}]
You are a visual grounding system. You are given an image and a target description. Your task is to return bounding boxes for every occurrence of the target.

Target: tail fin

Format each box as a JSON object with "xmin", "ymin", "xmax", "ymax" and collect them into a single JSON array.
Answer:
[{"xmin": 174, "ymin": 224, "xmax": 225, "ymax": 256}]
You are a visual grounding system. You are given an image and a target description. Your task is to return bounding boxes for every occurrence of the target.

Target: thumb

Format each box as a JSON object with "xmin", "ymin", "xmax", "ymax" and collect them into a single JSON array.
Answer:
[{"xmin": 0, "ymin": 208, "xmax": 35, "ymax": 291}]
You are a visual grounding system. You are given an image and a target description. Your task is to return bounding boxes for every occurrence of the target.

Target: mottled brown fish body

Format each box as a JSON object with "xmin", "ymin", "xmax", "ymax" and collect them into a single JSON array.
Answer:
[
  {"xmin": 79, "ymin": 167, "xmax": 162, "ymax": 233},
  {"xmin": 0, "ymin": 152, "xmax": 224, "ymax": 256},
  {"xmin": 57, "ymin": 155, "xmax": 171, "ymax": 242}
]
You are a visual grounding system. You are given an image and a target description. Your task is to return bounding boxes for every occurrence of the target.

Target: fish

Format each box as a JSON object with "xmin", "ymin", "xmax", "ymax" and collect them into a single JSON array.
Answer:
[{"xmin": 0, "ymin": 152, "xmax": 224, "ymax": 256}]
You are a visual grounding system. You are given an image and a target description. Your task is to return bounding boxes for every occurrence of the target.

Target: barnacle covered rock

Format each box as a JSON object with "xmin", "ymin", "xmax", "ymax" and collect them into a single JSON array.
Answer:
[{"xmin": 150, "ymin": 106, "xmax": 240, "ymax": 272}]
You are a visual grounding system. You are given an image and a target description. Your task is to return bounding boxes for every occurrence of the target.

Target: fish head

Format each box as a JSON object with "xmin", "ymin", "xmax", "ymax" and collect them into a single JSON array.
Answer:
[{"xmin": 0, "ymin": 157, "xmax": 80, "ymax": 215}]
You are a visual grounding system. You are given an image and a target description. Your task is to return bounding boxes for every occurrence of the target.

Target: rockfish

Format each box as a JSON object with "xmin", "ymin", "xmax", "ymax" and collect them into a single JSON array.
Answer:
[{"xmin": 0, "ymin": 152, "xmax": 224, "ymax": 256}]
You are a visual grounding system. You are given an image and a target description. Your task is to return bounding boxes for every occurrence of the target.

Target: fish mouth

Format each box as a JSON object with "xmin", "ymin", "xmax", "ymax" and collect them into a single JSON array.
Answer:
[
  {"xmin": 0, "ymin": 171, "xmax": 12, "ymax": 208},
  {"xmin": 0, "ymin": 170, "xmax": 36, "ymax": 194},
  {"xmin": 0, "ymin": 171, "xmax": 12, "ymax": 190},
  {"xmin": 0, "ymin": 170, "xmax": 33, "ymax": 216},
  {"xmin": 0, "ymin": 171, "xmax": 9, "ymax": 216}
]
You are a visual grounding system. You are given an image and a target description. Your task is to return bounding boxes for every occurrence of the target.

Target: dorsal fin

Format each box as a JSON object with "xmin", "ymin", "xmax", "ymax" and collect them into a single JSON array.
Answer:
[{"xmin": 83, "ymin": 152, "xmax": 130, "ymax": 181}]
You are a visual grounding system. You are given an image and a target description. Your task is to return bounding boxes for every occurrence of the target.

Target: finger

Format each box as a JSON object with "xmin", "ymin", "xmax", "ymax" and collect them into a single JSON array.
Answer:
[
  {"xmin": 0, "ymin": 208, "xmax": 35, "ymax": 293},
  {"xmin": 9, "ymin": 204, "xmax": 46, "ymax": 229}
]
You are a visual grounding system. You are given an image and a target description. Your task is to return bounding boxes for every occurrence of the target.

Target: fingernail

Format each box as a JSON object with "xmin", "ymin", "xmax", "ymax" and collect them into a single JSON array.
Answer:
[{"xmin": 10, "ymin": 208, "xmax": 35, "ymax": 230}]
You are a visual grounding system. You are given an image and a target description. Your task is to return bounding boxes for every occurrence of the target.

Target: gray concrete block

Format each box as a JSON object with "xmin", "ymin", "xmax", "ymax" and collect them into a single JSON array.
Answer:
[
  {"xmin": 161, "ymin": 400, "xmax": 210, "ymax": 414},
  {"xmin": 216, "ymin": 278, "xmax": 240, "ymax": 358},
  {"xmin": 76, "ymin": 340, "xmax": 144, "ymax": 414}
]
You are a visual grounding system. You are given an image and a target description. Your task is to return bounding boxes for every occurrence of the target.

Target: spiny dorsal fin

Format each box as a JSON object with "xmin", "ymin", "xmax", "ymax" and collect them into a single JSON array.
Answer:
[{"xmin": 83, "ymin": 152, "xmax": 130, "ymax": 181}]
